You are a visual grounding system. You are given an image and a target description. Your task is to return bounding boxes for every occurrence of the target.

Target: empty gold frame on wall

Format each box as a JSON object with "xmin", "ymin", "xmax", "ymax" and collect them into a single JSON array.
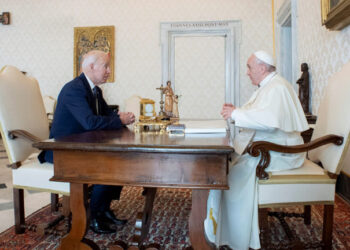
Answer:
[
  {"xmin": 74, "ymin": 26, "xmax": 115, "ymax": 82},
  {"xmin": 321, "ymin": 0, "xmax": 350, "ymax": 30}
]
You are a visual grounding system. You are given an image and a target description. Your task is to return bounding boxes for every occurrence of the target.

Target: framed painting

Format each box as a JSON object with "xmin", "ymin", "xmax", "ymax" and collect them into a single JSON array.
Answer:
[
  {"xmin": 74, "ymin": 26, "xmax": 115, "ymax": 82},
  {"xmin": 321, "ymin": 0, "xmax": 350, "ymax": 30}
]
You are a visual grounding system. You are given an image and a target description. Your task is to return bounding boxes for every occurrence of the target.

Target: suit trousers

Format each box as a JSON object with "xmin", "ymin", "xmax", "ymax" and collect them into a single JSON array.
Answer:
[{"xmin": 90, "ymin": 184, "xmax": 123, "ymax": 217}]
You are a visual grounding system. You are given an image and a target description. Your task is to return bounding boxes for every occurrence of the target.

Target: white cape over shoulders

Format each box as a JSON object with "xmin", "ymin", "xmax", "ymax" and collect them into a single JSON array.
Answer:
[{"xmin": 233, "ymin": 74, "xmax": 308, "ymax": 133}]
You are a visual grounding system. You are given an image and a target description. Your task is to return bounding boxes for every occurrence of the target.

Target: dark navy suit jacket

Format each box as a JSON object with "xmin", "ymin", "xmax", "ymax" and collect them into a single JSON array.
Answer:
[{"xmin": 41, "ymin": 73, "xmax": 123, "ymax": 163}]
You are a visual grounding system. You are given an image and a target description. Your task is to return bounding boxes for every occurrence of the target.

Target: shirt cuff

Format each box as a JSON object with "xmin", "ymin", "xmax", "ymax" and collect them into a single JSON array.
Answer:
[{"xmin": 231, "ymin": 109, "xmax": 237, "ymax": 120}]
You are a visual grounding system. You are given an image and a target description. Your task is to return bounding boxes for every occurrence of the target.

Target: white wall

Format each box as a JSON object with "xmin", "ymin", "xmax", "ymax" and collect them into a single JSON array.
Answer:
[
  {"xmin": 297, "ymin": 0, "xmax": 350, "ymax": 115},
  {"xmin": 0, "ymin": 0, "xmax": 273, "ymax": 115},
  {"xmin": 296, "ymin": 0, "xmax": 350, "ymax": 175}
]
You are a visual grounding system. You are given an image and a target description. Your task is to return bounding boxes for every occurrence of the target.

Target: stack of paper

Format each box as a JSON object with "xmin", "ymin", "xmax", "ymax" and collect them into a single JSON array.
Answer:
[{"xmin": 183, "ymin": 119, "xmax": 227, "ymax": 134}]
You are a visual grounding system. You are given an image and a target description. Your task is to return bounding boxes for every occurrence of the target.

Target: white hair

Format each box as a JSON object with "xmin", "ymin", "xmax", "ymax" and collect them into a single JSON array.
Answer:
[{"xmin": 81, "ymin": 50, "xmax": 107, "ymax": 70}]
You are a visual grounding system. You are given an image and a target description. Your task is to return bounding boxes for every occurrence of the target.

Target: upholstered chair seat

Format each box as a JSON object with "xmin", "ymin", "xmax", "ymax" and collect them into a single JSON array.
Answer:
[
  {"xmin": 259, "ymin": 160, "xmax": 335, "ymax": 206},
  {"xmin": 12, "ymin": 153, "xmax": 69, "ymax": 195}
]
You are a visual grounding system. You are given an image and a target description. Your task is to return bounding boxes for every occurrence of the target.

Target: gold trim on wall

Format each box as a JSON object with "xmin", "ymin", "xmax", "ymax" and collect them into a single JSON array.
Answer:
[
  {"xmin": 272, "ymin": 0, "xmax": 276, "ymax": 59},
  {"xmin": 321, "ymin": 0, "xmax": 330, "ymax": 24},
  {"xmin": 74, "ymin": 26, "xmax": 115, "ymax": 82}
]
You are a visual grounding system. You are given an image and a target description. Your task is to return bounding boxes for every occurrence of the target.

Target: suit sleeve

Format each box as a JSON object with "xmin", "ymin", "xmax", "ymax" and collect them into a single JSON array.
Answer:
[
  {"xmin": 99, "ymin": 91, "xmax": 115, "ymax": 116},
  {"xmin": 62, "ymin": 84, "xmax": 122, "ymax": 130}
]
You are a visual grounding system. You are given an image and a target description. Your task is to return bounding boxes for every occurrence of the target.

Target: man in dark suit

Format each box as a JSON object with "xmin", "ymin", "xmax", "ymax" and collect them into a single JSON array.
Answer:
[{"xmin": 39, "ymin": 50, "xmax": 135, "ymax": 234}]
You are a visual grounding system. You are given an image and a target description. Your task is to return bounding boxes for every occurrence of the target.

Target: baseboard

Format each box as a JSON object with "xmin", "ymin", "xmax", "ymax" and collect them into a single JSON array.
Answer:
[{"xmin": 336, "ymin": 172, "xmax": 350, "ymax": 204}]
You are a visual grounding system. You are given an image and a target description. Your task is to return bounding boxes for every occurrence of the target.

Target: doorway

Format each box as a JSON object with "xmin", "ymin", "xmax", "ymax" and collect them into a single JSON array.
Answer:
[
  {"xmin": 160, "ymin": 21, "xmax": 241, "ymax": 119},
  {"xmin": 277, "ymin": 0, "xmax": 298, "ymax": 87}
]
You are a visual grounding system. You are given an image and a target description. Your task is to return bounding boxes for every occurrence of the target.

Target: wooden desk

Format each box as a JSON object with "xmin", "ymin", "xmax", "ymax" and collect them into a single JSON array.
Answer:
[{"xmin": 33, "ymin": 128, "xmax": 233, "ymax": 249}]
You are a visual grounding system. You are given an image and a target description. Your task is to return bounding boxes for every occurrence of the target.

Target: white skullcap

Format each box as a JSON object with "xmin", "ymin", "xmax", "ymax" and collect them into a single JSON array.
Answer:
[{"xmin": 254, "ymin": 50, "xmax": 275, "ymax": 67}]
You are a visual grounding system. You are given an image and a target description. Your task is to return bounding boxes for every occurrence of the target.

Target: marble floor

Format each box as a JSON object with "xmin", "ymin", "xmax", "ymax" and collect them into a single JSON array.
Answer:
[{"xmin": 0, "ymin": 139, "xmax": 51, "ymax": 233}]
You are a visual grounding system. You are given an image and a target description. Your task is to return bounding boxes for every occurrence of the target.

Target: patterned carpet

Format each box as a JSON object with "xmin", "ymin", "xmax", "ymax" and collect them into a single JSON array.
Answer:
[{"xmin": 0, "ymin": 186, "xmax": 349, "ymax": 250}]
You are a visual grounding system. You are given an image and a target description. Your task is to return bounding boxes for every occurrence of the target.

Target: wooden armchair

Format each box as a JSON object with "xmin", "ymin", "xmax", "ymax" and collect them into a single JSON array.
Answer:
[
  {"xmin": 247, "ymin": 62, "xmax": 350, "ymax": 249},
  {"xmin": 0, "ymin": 65, "xmax": 70, "ymax": 235}
]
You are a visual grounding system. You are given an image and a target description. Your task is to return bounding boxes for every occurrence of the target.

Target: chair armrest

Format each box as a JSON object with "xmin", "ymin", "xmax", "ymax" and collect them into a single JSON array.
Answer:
[
  {"xmin": 246, "ymin": 134, "xmax": 343, "ymax": 180},
  {"xmin": 8, "ymin": 129, "xmax": 41, "ymax": 143}
]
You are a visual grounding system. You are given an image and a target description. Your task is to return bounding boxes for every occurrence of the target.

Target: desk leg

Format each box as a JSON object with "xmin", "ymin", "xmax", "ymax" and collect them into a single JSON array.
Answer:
[
  {"xmin": 59, "ymin": 183, "xmax": 98, "ymax": 250},
  {"xmin": 189, "ymin": 190, "xmax": 215, "ymax": 250},
  {"xmin": 132, "ymin": 187, "xmax": 157, "ymax": 245},
  {"xmin": 141, "ymin": 187, "xmax": 157, "ymax": 242}
]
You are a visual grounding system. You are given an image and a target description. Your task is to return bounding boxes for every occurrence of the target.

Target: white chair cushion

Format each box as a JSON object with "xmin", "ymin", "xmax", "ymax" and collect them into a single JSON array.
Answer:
[
  {"xmin": 12, "ymin": 154, "xmax": 70, "ymax": 195},
  {"xmin": 271, "ymin": 159, "xmax": 325, "ymax": 176},
  {"xmin": 258, "ymin": 183, "xmax": 335, "ymax": 206},
  {"xmin": 259, "ymin": 159, "xmax": 335, "ymax": 206}
]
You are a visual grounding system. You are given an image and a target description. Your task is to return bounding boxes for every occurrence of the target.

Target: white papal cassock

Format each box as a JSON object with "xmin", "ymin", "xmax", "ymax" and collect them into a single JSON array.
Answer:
[{"xmin": 204, "ymin": 72, "xmax": 309, "ymax": 249}]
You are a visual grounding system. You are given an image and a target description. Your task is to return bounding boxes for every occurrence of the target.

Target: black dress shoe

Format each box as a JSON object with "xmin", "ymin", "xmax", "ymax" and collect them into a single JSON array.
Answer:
[
  {"xmin": 99, "ymin": 210, "xmax": 128, "ymax": 226},
  {"xmin": 90, "ymin": 218, "xmax": 116, "ymax": 234}
]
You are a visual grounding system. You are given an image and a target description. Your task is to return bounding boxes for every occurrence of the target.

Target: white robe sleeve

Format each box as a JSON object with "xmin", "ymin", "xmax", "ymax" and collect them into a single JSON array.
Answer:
[{"xmin": 231, "ymin": 108, "xmax": 275, "ymax": 131}]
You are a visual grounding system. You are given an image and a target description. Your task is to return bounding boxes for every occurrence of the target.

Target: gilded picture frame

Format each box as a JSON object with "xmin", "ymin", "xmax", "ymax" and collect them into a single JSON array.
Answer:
[
  {"xmin": 74, "ymin": 26, "xmax": 115, "ymax": 82},
  {"xmin": 321, "ymin": 0, "xmax": 350, "ymax": 30}
]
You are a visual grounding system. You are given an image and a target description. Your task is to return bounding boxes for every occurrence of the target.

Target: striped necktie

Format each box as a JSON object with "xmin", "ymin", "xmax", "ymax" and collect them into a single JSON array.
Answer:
[{"xmin": 92, "ymin": 87, "xmax": 99, "ymax": 115}]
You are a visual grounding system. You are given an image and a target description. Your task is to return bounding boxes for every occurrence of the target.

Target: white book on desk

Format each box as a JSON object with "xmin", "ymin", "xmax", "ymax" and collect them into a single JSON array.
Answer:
[{"xmin": 183, "ymin": 119, "xmax": 227, "ymax": 134}]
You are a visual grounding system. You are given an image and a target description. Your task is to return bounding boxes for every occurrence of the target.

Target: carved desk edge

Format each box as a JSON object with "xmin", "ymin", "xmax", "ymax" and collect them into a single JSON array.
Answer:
[
  {"xmin": 49, "ymin": 177, "xmax": 230, "ymax": 190},
  {"xmin": 33, "ymin": 140, "xmax": 234, "ymax": 155},
  {"xmin": 247, "ymin": 134, "xmax": 344, "ymax": 180}
]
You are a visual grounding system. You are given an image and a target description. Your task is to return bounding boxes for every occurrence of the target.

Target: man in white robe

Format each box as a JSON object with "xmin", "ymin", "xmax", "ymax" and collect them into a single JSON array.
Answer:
[{"xmin": 204, "ymin": 51, "xmax": 309, "ymax": 249}]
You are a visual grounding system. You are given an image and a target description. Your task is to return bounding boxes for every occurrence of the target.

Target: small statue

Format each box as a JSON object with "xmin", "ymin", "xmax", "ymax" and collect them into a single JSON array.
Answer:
[
  {"xmin": 163, "ymin": 81, "xmax": 174, "ymax": 117},
  {"xmin": 172, "ymin": 95, "xmax": 179, "ymax": 118},
  {"xmin": 296, "ymin": 63, "xmax": 310, "ymax": 115}
]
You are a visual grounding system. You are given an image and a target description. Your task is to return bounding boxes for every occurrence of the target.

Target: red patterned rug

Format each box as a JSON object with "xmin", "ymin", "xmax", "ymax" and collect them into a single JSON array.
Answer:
[{"xmin": 0, "ymin": 187, "xmax": 349, "ymax": 249}]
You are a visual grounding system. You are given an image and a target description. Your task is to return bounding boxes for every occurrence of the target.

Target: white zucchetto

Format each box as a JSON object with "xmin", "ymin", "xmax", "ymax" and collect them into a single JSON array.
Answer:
[{"xmin": 254, "ymin": 50, "xmax": 275, "ymax": 67}]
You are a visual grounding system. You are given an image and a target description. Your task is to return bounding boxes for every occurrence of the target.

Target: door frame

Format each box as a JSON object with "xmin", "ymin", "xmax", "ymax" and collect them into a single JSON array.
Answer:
[{"xmin": 160, "ymin": 20, "xmax": 241, "ymax": 106}]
